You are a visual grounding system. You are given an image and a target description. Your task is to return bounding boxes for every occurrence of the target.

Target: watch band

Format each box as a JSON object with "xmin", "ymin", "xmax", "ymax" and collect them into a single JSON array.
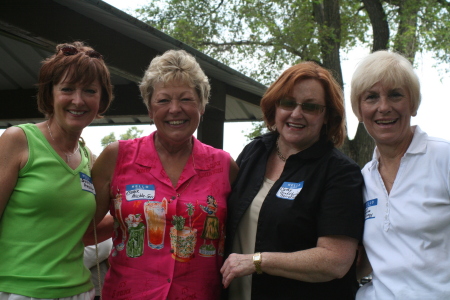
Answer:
[{"xmin": 253, "ymin": 252, "xmax": 263, "ymax": 274}]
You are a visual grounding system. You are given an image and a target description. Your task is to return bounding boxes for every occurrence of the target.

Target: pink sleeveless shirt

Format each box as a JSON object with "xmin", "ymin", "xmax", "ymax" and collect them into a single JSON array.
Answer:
[{"xmin": 102, "ymin": 132, "xmax": 231, "ymax": 300}]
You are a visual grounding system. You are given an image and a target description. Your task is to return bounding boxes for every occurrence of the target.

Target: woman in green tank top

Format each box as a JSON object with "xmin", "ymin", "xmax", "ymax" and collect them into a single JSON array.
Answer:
[{"xmin": 0, "ymin": 41, "xmax": 113, "ymax": 299}]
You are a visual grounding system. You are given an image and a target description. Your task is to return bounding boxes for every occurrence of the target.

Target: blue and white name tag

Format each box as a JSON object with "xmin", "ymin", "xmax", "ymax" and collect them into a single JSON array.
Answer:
[
  {"xmin": 276, "ymin": 181, "xmax": 304, "ymax": 200},
  {"xmin": 125, "ymin": 184, "xmax": 155, "ymax": 201},
  {"xmin": 80, "ymin": 172, "xmax": 95, "ymax": 195},
  {"xmin": 364, "ymin": 198, "xmax": 377, "ymax": 220}
]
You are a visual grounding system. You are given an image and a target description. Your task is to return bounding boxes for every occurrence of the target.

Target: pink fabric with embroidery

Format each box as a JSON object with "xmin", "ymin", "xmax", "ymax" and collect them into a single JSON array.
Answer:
[{"xmin": 102, "ymin": 132, "xmax": 231, "ymax": 300}]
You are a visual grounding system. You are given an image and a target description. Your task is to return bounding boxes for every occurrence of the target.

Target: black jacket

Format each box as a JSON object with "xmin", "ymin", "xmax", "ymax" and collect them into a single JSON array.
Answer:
[{"xmin": 225, "ymin": 132, "xmax": 364, "ymax": 300}]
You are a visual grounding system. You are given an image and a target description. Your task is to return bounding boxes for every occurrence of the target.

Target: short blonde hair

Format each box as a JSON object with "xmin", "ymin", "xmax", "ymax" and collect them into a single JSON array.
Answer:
[
  {"xmin": 351, "ymin": 50, "xmax": 421, "ymax": 121},
  {"xmin": 139, "ymin": 50, "xmax": 210, "ymax": 112}
]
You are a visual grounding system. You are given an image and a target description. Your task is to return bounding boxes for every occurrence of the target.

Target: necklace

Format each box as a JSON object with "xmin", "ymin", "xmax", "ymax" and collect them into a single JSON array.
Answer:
[
  {"xmin": 174, "ymin": 154, "xmax": 195, "ymax": 199},
  {"xmin": 46, "ymin": 121, "xmax": 80, "ymax": 163},
  {"xmin": 176, "ymin": 177, "xmax": 192, "ymax": 198},
  {"xmin": 276, "ymin": 136, "xmax": 287, "ymax": 162}
]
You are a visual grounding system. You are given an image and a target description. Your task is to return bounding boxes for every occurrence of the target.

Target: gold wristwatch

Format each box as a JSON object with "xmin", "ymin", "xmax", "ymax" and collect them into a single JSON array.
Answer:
[{"xmin": 253, "ymin": 252, "xmax": 263, "ymax": 274}]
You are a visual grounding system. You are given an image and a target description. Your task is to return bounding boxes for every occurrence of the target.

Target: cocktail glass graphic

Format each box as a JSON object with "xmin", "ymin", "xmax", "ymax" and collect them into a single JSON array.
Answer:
[
  {"xmin": 170, "ymin": 214, "xmax": 197, "ymax": 262},
  {"xmin": 113, "ymin": 191, "xmax": 127, "ymax": 251},
  {"xmin": 125, "ymin": 214, "xmax": 144, "ymax": 258},
  {"xmin": 144, "ymin": 199, "xmax": 167, "ymax": 250}
]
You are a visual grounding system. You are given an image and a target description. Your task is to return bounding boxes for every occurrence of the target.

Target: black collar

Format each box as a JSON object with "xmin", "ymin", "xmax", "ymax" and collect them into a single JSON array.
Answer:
[{"xmin": 258, "ymin": 132, "xmax": 334, "ymax": 161}]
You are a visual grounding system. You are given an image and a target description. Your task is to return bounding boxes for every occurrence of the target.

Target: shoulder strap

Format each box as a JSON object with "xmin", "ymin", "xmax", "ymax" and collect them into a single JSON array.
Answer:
[{"xmin": 79, "ymin": 136, "xmax": 95, "ymax": 170}]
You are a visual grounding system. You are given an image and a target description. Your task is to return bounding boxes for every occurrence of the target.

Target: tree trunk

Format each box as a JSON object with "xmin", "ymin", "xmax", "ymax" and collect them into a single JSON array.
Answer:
[
  {"xmin": 362, "ymin": 0, "xmax": 390, "ymax": 51},
  {"xmin": 339, "ymin": 0, "xmax": 389, "ymax": 166},
  {"xmin": 313, "ymin": 0, "xmax": 343, "ymax": 88},
  {"xmin": 312, "ymin": 1, "xmax": 379, "ymax": 166},
  {"xmin": 340, "ymin": 123, "xmax": 375, "ymax": 168},
  {"xmin": 394, "ymin": 0, "xmax": 419, "ymax": 63}
]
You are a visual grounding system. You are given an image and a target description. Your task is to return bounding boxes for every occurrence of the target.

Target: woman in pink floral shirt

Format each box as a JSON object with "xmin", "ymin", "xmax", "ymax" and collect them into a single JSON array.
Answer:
[{"xmin": 92, "ymin": 49, "xmax": 238, "ymax": 300}]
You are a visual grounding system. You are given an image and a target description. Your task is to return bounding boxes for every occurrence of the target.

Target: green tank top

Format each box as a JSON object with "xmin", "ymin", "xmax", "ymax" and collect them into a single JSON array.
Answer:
[{"xmin": 0, "ymin": 124, "xmax": 95, "ymax": 298}]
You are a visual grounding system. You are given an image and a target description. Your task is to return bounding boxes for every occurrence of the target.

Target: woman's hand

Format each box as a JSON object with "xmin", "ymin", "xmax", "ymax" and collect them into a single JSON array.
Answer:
[{"xmin": 221, "ymin": 253, "xmax": 255, "ymax": 288}]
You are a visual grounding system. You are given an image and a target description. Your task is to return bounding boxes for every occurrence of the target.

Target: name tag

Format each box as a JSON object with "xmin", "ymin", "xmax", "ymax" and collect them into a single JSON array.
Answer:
[
  {"xmin": 80, "ymin": 172, "xmax": 95, "ymax": 195},
  {"xmin": 365, "ymin": 198, "xmax": 377, "ymax": 220},
  {"xmin": 276, "ymin": 181, "xmax": 304, "ymax": 200},
  {"xmin": 125, "ymin": 184, "xmax": 155, "ymax": 201}
]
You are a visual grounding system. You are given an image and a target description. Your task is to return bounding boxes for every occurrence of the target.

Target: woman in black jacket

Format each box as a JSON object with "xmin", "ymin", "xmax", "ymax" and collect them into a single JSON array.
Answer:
[{"xmin": 221, "ymin": 61, "xmax": 364, "ymax": 300}]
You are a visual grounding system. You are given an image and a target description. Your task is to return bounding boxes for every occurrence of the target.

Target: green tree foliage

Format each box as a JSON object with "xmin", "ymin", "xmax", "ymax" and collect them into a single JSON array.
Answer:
[
  {"xmin": 135, "ymin": 0, "xmax": 363, "ymax": 86},
  {"xmin": 243, "ymin": 121, "xmax": 268, "ymax": 142},
  {"xmin": 100, "ymin": 126, "xmax": 144, "ymax": 148},
  {"xmin": 100, "ymin": 132, "xmax": 116, "ymax": 148},
  {"xmin": 120, "ymin": 127, "xmax": 144, "ymax": 140},
  {"xmin": 134, "ymin": 0, "xmax": 450, "ymax": 85},
  {"xmin": 362, "ymin": 0, "xmax": 450, "ymax": 65}
]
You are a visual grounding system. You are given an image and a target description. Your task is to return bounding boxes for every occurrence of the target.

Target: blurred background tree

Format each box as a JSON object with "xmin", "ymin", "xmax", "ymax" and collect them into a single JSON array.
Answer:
[
  {"xmin": 243, "ymin": 121, "xmax": 269, "ymax": 142},
  {"xmin": 134, "ymin": 0, "xmax": 450, "ymax": 85},
  {"xmin": 101, "ymin": 126, "xmax": 144, "ymax": 148}
]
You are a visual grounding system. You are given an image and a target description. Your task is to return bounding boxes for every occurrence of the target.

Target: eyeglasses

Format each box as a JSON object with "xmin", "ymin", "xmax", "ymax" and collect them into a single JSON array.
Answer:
[
  {"xmin": 277, "ymin": 98, "xmax": 326, "ymax": 115},
  {"xmin": 58, "ymin": 45, "xmax": 103, "ymax": 60}
]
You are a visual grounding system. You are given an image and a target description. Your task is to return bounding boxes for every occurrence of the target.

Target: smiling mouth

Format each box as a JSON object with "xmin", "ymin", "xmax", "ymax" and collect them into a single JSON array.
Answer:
[
  {"xmin": 375, "ymin": 119, "xmax": 397, "ymax": 125},
  {"xmin": 287, "ymin": 123, "xmax": 305, "ymax": 129},
  {"xmin": 168, "ymin": 120, "xmax": 187, "ymax": 125},
  {"xmin": 68, "ymin": 110, "xmax": 86, "ymax": 115}
]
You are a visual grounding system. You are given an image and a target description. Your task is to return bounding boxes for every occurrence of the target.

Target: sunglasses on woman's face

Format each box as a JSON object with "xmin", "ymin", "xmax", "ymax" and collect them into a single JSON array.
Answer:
[
  {"xmin": 277, "ymin": 98, "xmax": 326, "ymax": 115},
  {"xmin": 58, "ymin": 45, "xmax": 103, "ymax": 60}
]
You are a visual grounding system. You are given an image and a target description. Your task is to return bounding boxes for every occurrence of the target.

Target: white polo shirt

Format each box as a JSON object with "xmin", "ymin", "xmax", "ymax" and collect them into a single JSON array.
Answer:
[{"xmin": 357, "ymin": 126, "xmax": 450, "ymax": 300}]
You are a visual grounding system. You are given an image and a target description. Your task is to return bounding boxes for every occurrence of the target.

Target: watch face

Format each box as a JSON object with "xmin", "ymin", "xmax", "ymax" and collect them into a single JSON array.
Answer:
[{"xmin": 253, "ymin": 252, "xmax": 263, "ymax": 274}]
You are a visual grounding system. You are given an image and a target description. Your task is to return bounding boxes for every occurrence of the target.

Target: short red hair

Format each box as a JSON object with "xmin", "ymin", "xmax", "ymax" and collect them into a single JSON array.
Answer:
[
  {"xmin": 260, "ymin": 61, "xmax": 346, "ymax": 147},
  {"xmin": 37, "ymin": 41, "xmax": 113, "ymax": 118}
]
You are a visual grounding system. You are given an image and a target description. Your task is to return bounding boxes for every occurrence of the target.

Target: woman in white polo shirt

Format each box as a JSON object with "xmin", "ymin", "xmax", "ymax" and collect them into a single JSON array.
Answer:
[{"xmin": 351, "ymin": 50, "xmax": 450, "ymax": 299}]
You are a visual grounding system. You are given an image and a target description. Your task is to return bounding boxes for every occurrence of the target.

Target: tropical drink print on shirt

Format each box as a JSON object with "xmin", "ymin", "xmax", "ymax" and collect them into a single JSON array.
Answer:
[{"xmin": 111, "ymin": 188, "xmax": 224, "ymax": 261}]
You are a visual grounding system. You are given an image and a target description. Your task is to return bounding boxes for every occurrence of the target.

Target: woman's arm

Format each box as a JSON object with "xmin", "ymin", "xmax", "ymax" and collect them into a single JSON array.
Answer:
[
  {"xmin": 356, "ymin": 244, "xmax": 372, "ymax": 280},
  {"xmin": 84, "ymin": 142, "xmax": 119, "ymax": 244},
  {"xmin": 0, "ymin": 127, "xmax": 28, "ymax": 218},
  {"xmin": 83, "ymin": 214, "xmax": 114, "ymax": 246},
  {"xmin": 229, "ymin": 157, "xmax": 239, "ymax": 185},
  {"xmin": 221, "ymin": 235, "xmax": 358, "ymax": 288},
  {"xmin": 92, "ymin": 141, "xmax": 119, "ymax": 223}
]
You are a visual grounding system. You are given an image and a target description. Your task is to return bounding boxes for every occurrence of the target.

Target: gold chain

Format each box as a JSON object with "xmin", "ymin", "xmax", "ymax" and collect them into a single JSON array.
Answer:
[
  {"xmin": 46, "ymin": 121, "xmax": 80, "ymax": 162},
  {"xmin": 177, "ymin": 177, "xmax": 192, "ymax": 198},
  {"xmin": 276, "ymin": 136, "xmax": 287, "ymax": 162}
]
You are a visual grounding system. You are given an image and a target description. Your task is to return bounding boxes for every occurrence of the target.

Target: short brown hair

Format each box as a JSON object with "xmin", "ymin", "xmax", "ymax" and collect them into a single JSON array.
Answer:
[
  {"xmin": 37, "ymin": 41, "xmax": 114, "ymax": 118},
  {"xmin": 261, "ymin": 61, "xmax": 346, "ymax": 147}
]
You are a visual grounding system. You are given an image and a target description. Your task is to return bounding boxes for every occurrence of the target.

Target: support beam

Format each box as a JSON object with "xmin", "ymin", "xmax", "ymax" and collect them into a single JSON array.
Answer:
[{"xmin": 197, "ymin": 78, "xmax": 226, "ymax": 149}]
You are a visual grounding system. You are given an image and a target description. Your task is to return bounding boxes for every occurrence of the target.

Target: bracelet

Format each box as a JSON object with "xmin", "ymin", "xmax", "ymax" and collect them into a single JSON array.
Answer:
[{"xmin": 253, "ymin": 252, "xmax": 263, "ymax": 274}]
